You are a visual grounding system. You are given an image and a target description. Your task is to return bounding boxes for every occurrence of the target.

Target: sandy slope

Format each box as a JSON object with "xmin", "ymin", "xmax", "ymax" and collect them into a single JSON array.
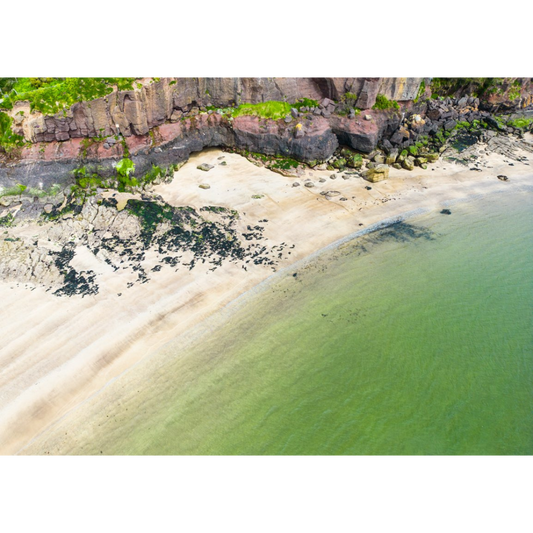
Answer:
[{"xmin": 1, "ymin": 144, "xmax": 532, "ymax": 455}]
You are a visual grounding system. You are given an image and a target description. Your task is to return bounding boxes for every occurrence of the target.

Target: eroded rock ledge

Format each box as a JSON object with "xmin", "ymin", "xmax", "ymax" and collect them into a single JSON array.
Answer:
[{"xmin": 2, "ymin": 109, "xmax": 402, "ymax": 190}]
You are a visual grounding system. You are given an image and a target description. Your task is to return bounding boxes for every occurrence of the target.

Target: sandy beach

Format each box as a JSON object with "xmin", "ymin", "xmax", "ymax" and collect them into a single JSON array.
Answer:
[{"xmin": 1, "ymin": 138, "xmax": 532, "ymax": 455}]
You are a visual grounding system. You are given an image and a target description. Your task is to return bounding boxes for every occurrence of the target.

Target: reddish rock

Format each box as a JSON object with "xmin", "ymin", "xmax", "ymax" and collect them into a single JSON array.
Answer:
[{"xmin": 329, "ymin": 109, "xmax": 401, "ymax": 153}]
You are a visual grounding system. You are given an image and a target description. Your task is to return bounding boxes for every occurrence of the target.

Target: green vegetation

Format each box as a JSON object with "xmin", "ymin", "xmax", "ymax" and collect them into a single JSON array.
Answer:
[
  {"xmin": 374, "ymin": 94, "xmax": 400, "ymax": 111},
  {"xmin": 0, "ymin": 213, "xmax": 14, "ymax": 227},
  {"xmin": 232, "ymin": 101, "xmax": 292, "ymax": 120},
  {"xmin": 115, "ymin": 157, "xmax": 138, "ymax": 190},
  {"xmin": 508, "ymin": 80, "xmax": 522, "ymax": 101},
  {"xmin": 414, "ymin": 80, "xmax": 426, "ymax": 104},
  {"xmin": 0, "ymin": 182, "xmax": 61, "ymax": 199},
  {"xmin": 124, "ymin": 199, "xmax": 174, "ymax": 235},
  {"xmin": 294, "ymin": 98, "xmax": 319, "ymax": 109},
  {"xmin": 69, "ymin": 159, "xmax": 181, "ymax": 202},
  {"xmin": 506, "ymin": 117, "xmax": 532, "ymax": 129},
  {"xmin": 227, "ymin": 98, "xmax": 320, "ymax": 121},
  {"xmin": 429, "ymin": 78, "xmax": 514, "ymax": 98},
  {"xmin": 270, "ymin": 156, "xmax": 299, "ymax": 170},
  {"xmin": 0, "ymin": 111, "xmax": 25, "ymax": 152},
  {"xmin": 0, "ymin": 78, "xmax": 135, "ymax": 115},
  {"xmin": 0, "ymin": 77, "xmax": 136, "ymax": 152}
]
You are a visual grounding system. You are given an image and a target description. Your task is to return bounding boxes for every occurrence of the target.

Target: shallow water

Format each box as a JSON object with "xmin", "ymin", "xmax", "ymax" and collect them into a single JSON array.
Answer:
[{"xmin": 56, "ymin": 188, "xmax": 533, "ymax": 455}]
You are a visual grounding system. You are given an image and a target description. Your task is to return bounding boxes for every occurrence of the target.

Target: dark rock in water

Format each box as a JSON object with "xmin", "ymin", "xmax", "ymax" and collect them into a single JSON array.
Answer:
[
  {"xmin": 440, "ymin": 209, "xmax": 452, "ymax": 215},
  {"xmin": 497, "ymin": 175, "xmax": 509, "ymax": 181}
]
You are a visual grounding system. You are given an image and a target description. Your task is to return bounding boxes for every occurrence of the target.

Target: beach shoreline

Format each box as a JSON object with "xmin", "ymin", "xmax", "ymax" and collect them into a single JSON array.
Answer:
[{"xmin": 1, "ymin": 140, "xmax": 532, "ymax": 455}]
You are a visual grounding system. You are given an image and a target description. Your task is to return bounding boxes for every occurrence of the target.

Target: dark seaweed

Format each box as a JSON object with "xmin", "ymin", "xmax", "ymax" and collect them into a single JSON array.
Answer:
[{"xmin": 51, "ymin": 242, "xmax": 99, "ymax": 297}]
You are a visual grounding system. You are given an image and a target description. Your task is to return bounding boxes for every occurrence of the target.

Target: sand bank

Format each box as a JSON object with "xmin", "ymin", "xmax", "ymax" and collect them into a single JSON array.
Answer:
[{"xmin": 1, "ymin": 140, "xmax": 532, "ymax": 455}]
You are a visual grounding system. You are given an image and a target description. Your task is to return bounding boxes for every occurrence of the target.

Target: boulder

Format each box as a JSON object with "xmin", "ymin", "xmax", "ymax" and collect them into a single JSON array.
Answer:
[
  {"xmin": 386, "ymin": 149, "xmax": 398, "ymax": 165},
  {"xmin": 444, "ymin": 120, "xmax": 457, "ymax": 131},
  {"xmin": 362, "ymin": 164, "xmax": 389, "ymax": 182},
  {"xmin": 402, "ymin": 156, "xmax": 415, "ymax": 170},
  {"xmin": 323, "ymin": 190, "xmax": 341, "ymax": 198}
]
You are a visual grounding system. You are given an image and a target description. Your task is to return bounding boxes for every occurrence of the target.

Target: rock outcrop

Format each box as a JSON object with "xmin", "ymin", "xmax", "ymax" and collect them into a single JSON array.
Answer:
[
  {"xmin": 8, "ymin": 78, "xmax": 425, "ymax": 144},
  {"xmin": 2, "ymin": 77, "xmax": 533, "ymax": 192}
]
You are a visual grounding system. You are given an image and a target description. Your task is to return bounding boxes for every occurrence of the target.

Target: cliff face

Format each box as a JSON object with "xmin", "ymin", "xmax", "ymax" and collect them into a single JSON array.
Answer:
[
  {"xmin": 8, "ymin": 77, "xmax": 533, "ymax": 145},
  {"xmin": 175, "ymin": 74, "xmax": 427, "ymax": 109},
  {"xmin": 9, "ymin": 78, "xmax": 425, "ymax": 143},
  {"xmin": 2, "ymin": 77, "xmax": 533, "ymax": 192}
]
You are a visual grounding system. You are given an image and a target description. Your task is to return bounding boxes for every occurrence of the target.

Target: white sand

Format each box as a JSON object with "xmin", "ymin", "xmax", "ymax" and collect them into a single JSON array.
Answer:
[{"xmin": 1, "ymin": 144, "xmax": 532, "ymax": 455}]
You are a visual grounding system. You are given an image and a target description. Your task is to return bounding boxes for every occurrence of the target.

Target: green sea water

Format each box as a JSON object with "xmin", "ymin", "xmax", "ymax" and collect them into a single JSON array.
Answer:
[{"xmin": 62, "ymin": 188, "xmax": 533, "ymax": 455}]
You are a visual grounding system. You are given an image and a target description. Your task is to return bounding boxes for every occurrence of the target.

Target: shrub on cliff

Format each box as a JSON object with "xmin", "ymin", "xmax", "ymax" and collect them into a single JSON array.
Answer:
[
  {"xmin": 0, "ymin": 111, "xmax": 24, "ymax": 153},
  {"xmin": 373, "ymin": 94, "xmax": 400, "ymax": 110}
]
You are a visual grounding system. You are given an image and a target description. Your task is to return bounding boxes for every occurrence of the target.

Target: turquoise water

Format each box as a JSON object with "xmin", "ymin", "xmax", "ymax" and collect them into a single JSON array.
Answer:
[{"xmin": 54, "ymin": 189, "xmax": 533, "ymax": 455}]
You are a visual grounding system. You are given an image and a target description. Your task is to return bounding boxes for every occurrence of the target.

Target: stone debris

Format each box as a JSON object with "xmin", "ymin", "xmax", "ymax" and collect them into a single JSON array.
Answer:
[{"xmin": 197, "ymin": 163, "xmax": 214, "ymax": 172}]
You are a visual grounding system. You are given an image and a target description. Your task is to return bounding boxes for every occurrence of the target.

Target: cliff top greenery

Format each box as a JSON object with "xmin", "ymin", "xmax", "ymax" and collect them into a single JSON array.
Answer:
[{"xmin": 0, "ymin": 78, "xmax": 136, "ymax": 115}]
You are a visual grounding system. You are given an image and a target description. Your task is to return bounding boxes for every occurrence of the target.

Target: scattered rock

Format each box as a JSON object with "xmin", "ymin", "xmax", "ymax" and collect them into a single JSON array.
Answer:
[
  {"xmin": 497, "ymin": 175, "xmax": 509, "ymax": 181},
  {"xmin": 386, "ymin": 149, "xmax": 398, "ymax": 165},
  {"xmin": 304, "ymin": 181, "xmax": 315, "ymax": 188},
  {"xmin": 362, "ymin": 164, "xmax": 389, "ymax": 182},
  {"xmin": 292, "ymin": 182, "xmax": 300, "ymax": 187},
  {"xmin": 440, "ymin": 209, "xmax": 452, "ymax": 215},
  {"xmin": 197, "ymin": 163, "xmax": 214, "ymax": 172},
  {"xmin": 402, "ymin": 156, "xmax": 415, "ymax": 171},
  {"xmin": 323, "ymin": 190, "xmax": 341, "ymax": 198},
  {"xmin": 199, "ymin": 183, "xmax": 211, "ymax": 189}
]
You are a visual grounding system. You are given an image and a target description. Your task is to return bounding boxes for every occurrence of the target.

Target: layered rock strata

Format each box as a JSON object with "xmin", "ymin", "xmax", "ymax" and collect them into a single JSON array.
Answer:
[{"xmin": 9, "ymin": 78, "xmax": 425, "ymax": 143}]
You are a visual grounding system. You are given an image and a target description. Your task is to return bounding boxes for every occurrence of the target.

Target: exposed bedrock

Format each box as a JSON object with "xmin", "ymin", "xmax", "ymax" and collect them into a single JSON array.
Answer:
[
  {"xmin": 330, "ymin": 110, "xmax": 401, "ymax": 153},
  {"xmin": 11, "ymin": 78, "xmax": 424, "ymax": 144},
  {"xmin": 0, "ymin": 113, "xmax": 341, "ymax": 188}
]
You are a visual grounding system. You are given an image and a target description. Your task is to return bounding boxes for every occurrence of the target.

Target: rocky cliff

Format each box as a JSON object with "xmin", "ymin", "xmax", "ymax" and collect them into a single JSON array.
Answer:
[
  {"xmin": 8, "ymin": 77, "xmax": 424, "ymax": 143},
  {"xmin": 2, "ymin": 77, "xmax": 533, "ymax": 191},
  {"xmin": 11, "ymin": 74, "xmax": 533, "ymax": 143}
]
